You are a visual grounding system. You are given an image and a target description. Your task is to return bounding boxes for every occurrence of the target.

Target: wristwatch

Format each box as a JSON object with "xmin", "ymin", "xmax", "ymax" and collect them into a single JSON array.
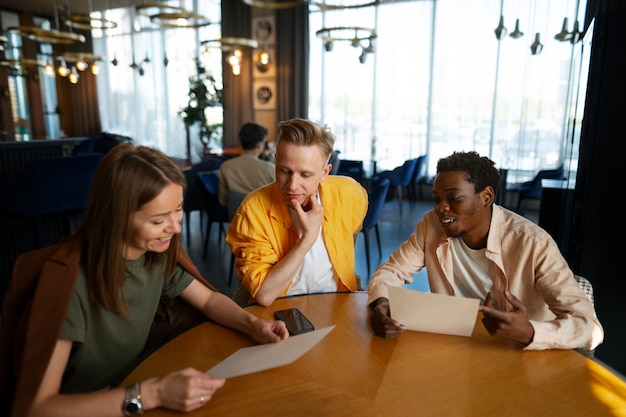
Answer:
[{"xmin": 122, "ymin": 382, "xmax": 144, "ymax": 416}]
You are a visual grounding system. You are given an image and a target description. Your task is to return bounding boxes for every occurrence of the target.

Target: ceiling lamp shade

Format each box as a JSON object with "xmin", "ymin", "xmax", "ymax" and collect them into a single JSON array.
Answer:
[
  {"xmin": 242, "ymin": 0, "xmax": 307, "ymax": 8},
  {"xmin": 570, "ymin": 20, "xmax": 582, "ymax": 44},
  {"xmin": 135, "ymin": 3, "xmax": 186, "ymax": 16},
  {"xmin": 494, "ymin": 15, "xmax": 507, "ymax": 40},
  {"xmin": 150, "ymin": 12, "xmax": 213, "ymax": 28},
  {"xmin": 0, "ymin": 58, "xmax": 46, "ymax": 75},
  {"xmin": 509, "ymin": 19, "xmax": 524, "ymax": 39},
  {"xmin": 554, "ymin": 17, "xmax": 573, "ymax": 42},
  {"xmin": 65, "ymin": 14, "xmax": 118, "ymax": 30},
  {"xmin": 310, "ymin": 0, "xmax": 381, "ymax": 10},
  {"xmin": 6, "ymin": 26, "xmax": 85, "ymax": 44},
  {"xmin": 530, "ymin": 32, "xmax": 543, "ymax": 55}
]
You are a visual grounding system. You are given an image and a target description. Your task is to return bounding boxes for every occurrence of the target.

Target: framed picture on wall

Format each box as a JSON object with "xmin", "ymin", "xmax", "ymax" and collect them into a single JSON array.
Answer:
[
  {"xmin": 253, "ymin": 80, "xmax": 276, "ymax": 110},
  {"xmin": 252, "ymin": 16, "xmax": 276, "ymax": 45}
]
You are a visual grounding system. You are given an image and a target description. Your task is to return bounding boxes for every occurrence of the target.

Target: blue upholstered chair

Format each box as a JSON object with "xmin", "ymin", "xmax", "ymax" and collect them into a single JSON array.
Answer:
[
  {"xmin": 225, "ymin": 191, "xmax": 247, "ymax": 286},
  {"xmin": 182, "ymin": 158, "xmax": 222, "ymax": 251},
  {"xmin": 409, "ymin": 154, "xmax": 428, "ymax": 202},
  {"xmin": 0, "ymin": 153, "xmax": 103, "ymax": 247},
  {"xmin": 361, "ymin": 178, "xmax": 390, "ymax": 277},
  {"xmin": 196, "ymin": 170, "xmax": 230, "ymax": 260},
  {"xmin": 378, "ymin": 158, "xmax": 419, "ymax": 215},
  {"xmin": 516, "ymin": 164, "xmax": 564, "ymax": 212}
]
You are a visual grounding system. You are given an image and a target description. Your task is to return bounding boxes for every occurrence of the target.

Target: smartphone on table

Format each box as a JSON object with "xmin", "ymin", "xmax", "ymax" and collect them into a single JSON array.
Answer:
[{"xmin": 274, "ymin": 308, "xmax": 315, "ymax": 336}]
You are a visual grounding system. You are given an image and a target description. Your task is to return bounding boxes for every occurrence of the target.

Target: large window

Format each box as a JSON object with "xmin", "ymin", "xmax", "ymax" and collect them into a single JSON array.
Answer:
[
  {"xmin": 309, "ymin": 0, "xmax": 586, "ymax": 182},
  {"xmin": 93, "ymin": 1, "xmax": 222, "ymax": 161}
]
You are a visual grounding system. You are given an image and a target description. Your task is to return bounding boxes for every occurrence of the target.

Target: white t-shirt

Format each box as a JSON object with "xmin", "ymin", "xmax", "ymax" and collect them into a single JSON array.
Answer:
[
  {"xmin": 449, "ymin": 237, "xmax": 492, "ymax": 300},
  {"xmin": 285, "ymin": 194, "xmax": 338, "ymax": 296}
]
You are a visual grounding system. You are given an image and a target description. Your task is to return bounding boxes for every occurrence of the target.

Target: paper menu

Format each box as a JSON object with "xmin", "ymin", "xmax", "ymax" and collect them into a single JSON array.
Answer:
[
  {"xmin": 387, "ymin": 286, "xmax": 479, "ymax": 337},
  {"xmin": 207, "ymin": 325, "xmax": 335, "ymax": 379}
]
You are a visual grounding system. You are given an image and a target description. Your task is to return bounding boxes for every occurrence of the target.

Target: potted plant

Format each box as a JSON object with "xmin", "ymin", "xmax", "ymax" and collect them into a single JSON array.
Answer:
[{"xmin": 178, "ymin": 57, "xmax": 223, "ymax": 161}]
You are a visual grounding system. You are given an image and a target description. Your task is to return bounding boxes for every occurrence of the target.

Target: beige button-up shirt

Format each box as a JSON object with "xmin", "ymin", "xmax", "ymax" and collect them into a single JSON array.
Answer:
[{"xmin": 367, "ymin": 204, "xmax": 604, "ymax": 351}]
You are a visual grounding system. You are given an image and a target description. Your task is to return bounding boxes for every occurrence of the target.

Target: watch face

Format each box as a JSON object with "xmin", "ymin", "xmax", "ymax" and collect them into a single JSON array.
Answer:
[{"xmin": 124, "ymin": 399, "xmax": 142, "ymax": 416}]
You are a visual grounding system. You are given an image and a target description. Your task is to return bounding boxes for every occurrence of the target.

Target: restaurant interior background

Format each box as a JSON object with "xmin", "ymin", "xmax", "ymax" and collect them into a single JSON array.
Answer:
[{"xmin": 0, "ymin": 0, "xmax": 625, "ymax": 376}]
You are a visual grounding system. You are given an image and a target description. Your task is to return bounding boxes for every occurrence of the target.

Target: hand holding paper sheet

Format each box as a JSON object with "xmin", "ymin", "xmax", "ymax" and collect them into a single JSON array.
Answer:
[
  {"xmin": 387, "ymin": 286, "xmax": 479, "ymax": 337},
  {"xmin": 207, "ymin": 326, "xmax": 335, "ymax": 379}
]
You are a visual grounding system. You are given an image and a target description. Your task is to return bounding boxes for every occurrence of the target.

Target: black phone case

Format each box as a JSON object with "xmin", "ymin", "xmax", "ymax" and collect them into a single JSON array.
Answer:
[{"xmin": 274, "ymin": 308, "xmax": 315, "ymax": 336}]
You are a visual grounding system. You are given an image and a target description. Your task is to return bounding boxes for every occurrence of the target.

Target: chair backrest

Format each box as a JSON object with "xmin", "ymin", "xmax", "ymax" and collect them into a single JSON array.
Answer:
[
  {"xmin": 336, "ymin": 159, "xmax": 364, "ymax": 182},
  {"xmin": 363, "ymin": 178, "xmax": 390, "ymax": 229},
  {"xmin": 197, "ymin": 170, "xmax": 229, "ymax": 221},
  {"xmin": 390, "ymin": 158, "xmax": 419, "ymax": 187},
  {"xmin": 535, "ymin": 164, "xmax": 564, "ymax": 182},
  {"xmin": 198, "ymin": 170, "xmax": 220, "ymax": 196},
  {"xmin": 329, "ymin": 150, "xmax": 341, "ymax": 175},
  {"xmin": 226, "ymin": 192, "xmax": 247, "ymax": 221},
  {"xmin": 183, "ymin": 160, "xmax": 222, "ymax": 213},
  {"xmin": 519, "ymin": 164, "xmax": 565, "ymax": 199},
  {"xmin": 574, "ymin": 275, "xmax": 594, "ymax": 306},
  {"xmin": 412, "ymin": 154, "xmax": 428, "ymax": 184},
  {"xmin": 5, "ymin": 153, "xmax": 103, "ymax": 216}
]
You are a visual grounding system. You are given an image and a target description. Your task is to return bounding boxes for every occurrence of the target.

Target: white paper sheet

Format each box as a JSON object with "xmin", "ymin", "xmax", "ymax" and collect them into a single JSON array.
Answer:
[
  {"xmin": 388, "ymin": 286, "xmax": 479, "ymax": 337},
  {"xmin": 206, "ymin": 326, "xmax": 335, "ymax": 379}
]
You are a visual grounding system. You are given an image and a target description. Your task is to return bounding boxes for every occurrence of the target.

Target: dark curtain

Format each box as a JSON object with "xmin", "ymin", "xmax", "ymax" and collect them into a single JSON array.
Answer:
[
  {"xmin": 221, "ymin": 1, "xmax": 255, "ymax": 148},
  {"xmin": 275, "ymin": 5, "xmax": 309, "ymax": 124},
  {"xmin": 69, "ymin": 71, "xmax": 101, "ymax": 138}
]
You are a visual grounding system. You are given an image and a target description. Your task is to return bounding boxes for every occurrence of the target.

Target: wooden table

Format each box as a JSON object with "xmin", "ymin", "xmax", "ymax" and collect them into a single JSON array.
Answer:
[{"xmin": 122, "ymin": 292, "xmax": 626, "ymax": 416}]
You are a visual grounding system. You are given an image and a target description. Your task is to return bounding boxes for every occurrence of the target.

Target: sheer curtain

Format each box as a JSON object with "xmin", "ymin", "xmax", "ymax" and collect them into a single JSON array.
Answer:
[
  {"xmin": 309, "ymin": 0, "xmax": 584, "ymax": 180},
  {"xmin": 93, "ymin": 2, "xmax": 222, "ymax": 162}
]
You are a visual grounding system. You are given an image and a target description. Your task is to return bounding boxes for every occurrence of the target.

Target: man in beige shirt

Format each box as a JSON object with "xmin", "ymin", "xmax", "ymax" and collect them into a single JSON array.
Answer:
[{"xmin": 218, "ymin": 122, "xmax": 275, "ymax": 206}]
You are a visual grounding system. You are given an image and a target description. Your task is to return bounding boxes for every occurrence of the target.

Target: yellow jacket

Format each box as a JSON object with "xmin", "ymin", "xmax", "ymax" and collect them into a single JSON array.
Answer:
[{"xmin": 226, "ymin": 176, "xmax": 368, "ymax": 300}]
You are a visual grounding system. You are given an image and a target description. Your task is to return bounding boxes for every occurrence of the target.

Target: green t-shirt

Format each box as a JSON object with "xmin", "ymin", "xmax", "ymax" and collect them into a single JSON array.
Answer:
[{"xmin": 59, "ymin": 256, "xmax": 194, "ymax": 392}]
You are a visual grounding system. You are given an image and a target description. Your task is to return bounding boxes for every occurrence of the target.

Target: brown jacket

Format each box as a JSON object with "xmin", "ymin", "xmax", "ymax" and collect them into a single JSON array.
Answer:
[{"xmin": 0, "ymin": 236, "xmax": 216, "ymax": 417}]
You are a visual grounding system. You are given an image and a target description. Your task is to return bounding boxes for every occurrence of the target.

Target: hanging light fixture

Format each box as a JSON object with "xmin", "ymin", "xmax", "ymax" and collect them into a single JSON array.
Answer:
[
  {"xmin": 255, "ymin": 47, "xmax": 271, "ymax": 73},
  {"xmin": 570, "ymin": 20, "xmax": 581, "ymax": 44},
  {"xmin": 44, "ymin": 59, "xmax": 55, "ymax": 76},
  {"xmin": 509, "ymin": 19, "xmax": 524, "ymax": 39},
  {"xmin": 201, "ymin": 37, "xmax": 259, "ymax": 75},
  {"xmin": 6, "ymin": 26, "xmax": 85, "ymax": 45},
  {"xmin": 58, "ymin": 52, "xmax": 104, "ymax": 78},
  {"xmin": 0, "ymin": 58, "xmax": 47, "ymax": 76},
  {"xmin": 150, "ymin": 11, "xmax": 213, "ymax": 29},
  {"xmin": 315, "ymin": 27, "xmax": 377, "ymax": 64},
  {"xmin": 554, "ymin": 17, "xmax": 572, "ymax": 41},
  {"xmin": 57, "ymin": 58, "xmax": 70, "ymax": 77},
  {"xmin": 135, "ymin": 3, "xmax": 186, "ymax": 16},
  {"xmin": 310, "ymin": 0, "xmax": 381, "ymax": 10},
  {"xmin": 68, "ymin": 66, "xmax": 79, "ymax": 84},
  {"xmin": 242, "ymin": 0, "xmax": 307, "ymax": 9},
  {"xmin": 65, "ymin": 14, "xmax": 117, "ymax": 30},
  {"xmin": 494, "ymin": 16, "xmax": 507, "ymax": 40},
  {"xmin": 530, "ymin": 32, "xmax": 543, "ymax": 55}
]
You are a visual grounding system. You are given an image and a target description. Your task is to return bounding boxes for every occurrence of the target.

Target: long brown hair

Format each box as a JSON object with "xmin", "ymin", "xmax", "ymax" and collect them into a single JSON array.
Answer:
[{"xmin": 76, "ymin": 143, "xmax": 186, "ymax": 316}]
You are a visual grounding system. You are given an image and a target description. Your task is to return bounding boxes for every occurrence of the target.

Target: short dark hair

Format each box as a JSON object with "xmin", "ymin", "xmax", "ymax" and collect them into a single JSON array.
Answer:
[
  {"xmin": 436, "ymin": 151, "xmax": 501, "ymax": 196},
  {"xmin": 239, "ymin": 122, "xmax": 268, "ymax": 150}
]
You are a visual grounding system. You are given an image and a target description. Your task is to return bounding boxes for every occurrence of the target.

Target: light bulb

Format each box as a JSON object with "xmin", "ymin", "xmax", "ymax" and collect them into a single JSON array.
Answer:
[
  {"xmin": 68, "ymin": 66, "xmax": 79, "ymax": 84},
  {"xmin": 45, "ymin": 63, "xmax": 55, "ymax": 76},
  {"xmin": 259, "ymin": 50, "xmax": 270, "ymax": 65},
  {"xmin": 76, "ymin": 59, "xmax": 88, "ymax": 71},
  {"xmin": 91, "ymin": 62, "xmax": 100, "ymax": 75},
  {"xmin": 57, "ymin": 61, "xmax": 70, "ymax": 77},
  {"xmin": 231, "ymin": 64, "xmax": 241, "ymax": 76}
]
